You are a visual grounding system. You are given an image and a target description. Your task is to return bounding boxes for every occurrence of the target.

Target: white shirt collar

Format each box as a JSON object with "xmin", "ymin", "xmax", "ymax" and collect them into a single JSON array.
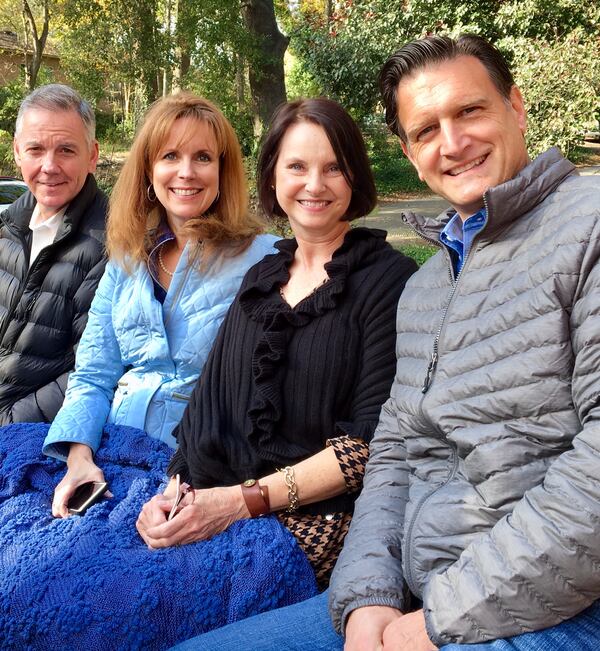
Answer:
[{"xmin": 29, "ymin": 204, "xmax": 68, "ymax": 233}]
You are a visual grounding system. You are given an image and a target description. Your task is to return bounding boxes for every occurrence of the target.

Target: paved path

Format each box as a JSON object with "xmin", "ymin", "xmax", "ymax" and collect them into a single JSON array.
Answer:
[{"xmin": 361, "ymin": 164, "xmax": 600, "ymax": 245}]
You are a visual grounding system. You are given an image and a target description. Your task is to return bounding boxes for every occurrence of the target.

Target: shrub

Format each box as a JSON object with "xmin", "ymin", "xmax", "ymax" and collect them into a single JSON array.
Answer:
[
  {"xmin": 362, "ymin": 117, "xmax": 428, "ymax": 196},
  {"xmin": 503, "ymin": 31, "xmax": 600, "ymax": 157},
  {"xmin": 0, "ymin": 130, "xmax": 18, "ymax": 177},
  {"xmin": 0, "ymin": 80, "xmax": 26, "ymax": 135}
]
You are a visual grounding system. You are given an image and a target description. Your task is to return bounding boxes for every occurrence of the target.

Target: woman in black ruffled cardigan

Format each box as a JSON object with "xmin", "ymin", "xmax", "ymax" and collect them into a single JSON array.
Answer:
[{"xmin": 136, "ymin": 98, "xmax": 418, "ymax": 586}]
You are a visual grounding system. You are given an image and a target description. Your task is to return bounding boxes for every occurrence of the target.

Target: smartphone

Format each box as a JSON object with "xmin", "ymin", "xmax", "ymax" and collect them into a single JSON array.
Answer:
[{"xmin": 67, "ymin": 481, "xmax": 109, "ymax": 515}]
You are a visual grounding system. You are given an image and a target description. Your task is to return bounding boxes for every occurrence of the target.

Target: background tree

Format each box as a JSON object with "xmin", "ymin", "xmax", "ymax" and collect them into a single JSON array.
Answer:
[
  {"xmin": 0, "ymin": 0, "xmax": 52, "ymax": 90},
  {"xmin": 21, "ymin": 0, "xmax": 50, "ymax": 89},
  {"xmin": 0, "ymin": 0, "xmax": 597, "ymax": 175},
  {"xmin": 286, "ymin": 0, "xmax": 599, "ymax": 155},
  {"xmin": 241, "ymin": 0, "xmax": 288, "ymax": 137}
]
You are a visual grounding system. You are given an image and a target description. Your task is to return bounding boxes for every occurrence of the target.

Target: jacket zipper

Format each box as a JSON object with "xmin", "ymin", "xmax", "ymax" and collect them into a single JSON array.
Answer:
[
  {"xmin": 418, "ymin": 203, "xmax": 489, "ymax": 394},
  {"xmin": 421, "ymin": 267, "xmax": 461, "ymax": 393},
  {"xmin": 399, "ymin": 213, "xmax": 454, "ymax": 393},
  {"xmin": 403, "ymin": 448, "xmax": 460, "ymax": 596},
  {"xmin": 402, "ymin": 199, "xmax": 491, "ymax": 595},
  {"xmin": 0, "ymin": 215, "xmax": 73, "ymax": 342}
]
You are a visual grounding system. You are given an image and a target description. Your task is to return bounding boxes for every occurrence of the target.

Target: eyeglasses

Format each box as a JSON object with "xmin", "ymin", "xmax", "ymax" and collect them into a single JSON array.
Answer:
[{"xmin": 166, "ymin": 473, "xmax": 195, "ymax": 521}]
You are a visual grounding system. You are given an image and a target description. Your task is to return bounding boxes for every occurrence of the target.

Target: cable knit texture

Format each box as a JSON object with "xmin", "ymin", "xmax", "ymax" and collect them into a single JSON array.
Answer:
[
  {"xmin": 329, "ymin": 149, "xmax": 600, "ymax": 644},
  {"xmin": 168, "ymin": 227, "xmax": 417, "ymax": 516},
  {"xmin": 0, "ymin": 422, "xmax": 317, "ymax": 650}
]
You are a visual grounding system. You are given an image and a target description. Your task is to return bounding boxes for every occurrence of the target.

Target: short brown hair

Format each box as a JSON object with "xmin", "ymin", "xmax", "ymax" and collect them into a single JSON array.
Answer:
[
  {"xmin": 380, "ymin": 34, "xmax": 515, "ymax": 141},
  {"xmin": 107, "ymin": 92, "xmax": 263, "ymax": 268},
  {"xmin": 257, "ymin": 98, "xmax": 377, "ymax": 221}
]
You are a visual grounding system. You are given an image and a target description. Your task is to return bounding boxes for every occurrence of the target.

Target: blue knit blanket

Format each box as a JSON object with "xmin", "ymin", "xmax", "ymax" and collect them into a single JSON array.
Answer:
[{"xmin": 0, "ymin": 423, "xmax": 317, "ymax": 650}]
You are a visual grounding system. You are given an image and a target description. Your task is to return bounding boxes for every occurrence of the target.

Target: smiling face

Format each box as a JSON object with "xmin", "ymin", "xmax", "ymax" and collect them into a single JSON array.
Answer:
[
  {"xmin": 13, "ymin": 108, "xmax": 99, "ymax": 220},
  {"xmin": 151, "ymin": 116, "xmax": 220, "ymax": 233},
  {"xmin": 274, "ymin": 121, "xmax": 352, "ymax": 239},
  {"xmin": 397, "ymin": 55, "xmax": 529, "ymax": 220}
]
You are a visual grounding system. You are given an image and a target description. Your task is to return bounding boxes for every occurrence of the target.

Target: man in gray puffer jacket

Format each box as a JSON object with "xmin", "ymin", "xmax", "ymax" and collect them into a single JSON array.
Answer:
[
  {"xmin": 332, "ymin": 34, "xmax": 600, "ymax": 651},
  {"xmin": 165, "ymin": 33, "xmax": 600, "ymax": 651}
]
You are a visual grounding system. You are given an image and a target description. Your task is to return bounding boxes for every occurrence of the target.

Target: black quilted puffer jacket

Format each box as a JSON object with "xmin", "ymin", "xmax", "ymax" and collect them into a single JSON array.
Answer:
[{"xmin": 0, "ymin": 174, "xmax": 107, "ymax": 424}]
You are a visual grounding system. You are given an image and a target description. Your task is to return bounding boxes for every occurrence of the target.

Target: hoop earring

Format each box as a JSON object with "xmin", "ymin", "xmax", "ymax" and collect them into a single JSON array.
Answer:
[{"xmin": 147, "ymin": 184, "xmax": 156, "ymax": 202}]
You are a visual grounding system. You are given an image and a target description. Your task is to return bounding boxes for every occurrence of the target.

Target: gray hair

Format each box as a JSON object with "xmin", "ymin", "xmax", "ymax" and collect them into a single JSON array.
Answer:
[{"xmin": 15, "ymin": 84, "xmax": 96, "ymax": 145}]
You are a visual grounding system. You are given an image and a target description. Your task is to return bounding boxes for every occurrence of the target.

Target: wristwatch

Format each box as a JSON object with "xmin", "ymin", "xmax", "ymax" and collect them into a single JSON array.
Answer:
[{"xmin": 241, "ymin": 479, "xmax": 270, "ymax": 517}]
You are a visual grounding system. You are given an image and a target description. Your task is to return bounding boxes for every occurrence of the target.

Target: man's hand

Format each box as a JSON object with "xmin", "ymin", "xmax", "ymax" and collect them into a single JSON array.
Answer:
[
  {"xmin": 344, "ymin": 605, "xmax": 404, "ymax": 651},
  {"xmin": 381, "ymin": 609, "xmax": 438, "ymax": 651},
  {"xmin": 52, "ymin": 443, "xmax": 105, "ymax": 518},
  {"xmin": 136, "ymin": 485, "xmax": 249, "ymax": 549}
]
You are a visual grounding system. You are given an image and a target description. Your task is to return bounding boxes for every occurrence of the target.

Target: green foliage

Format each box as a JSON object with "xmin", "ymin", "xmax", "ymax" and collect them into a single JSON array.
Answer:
[
  {"xmin": 58, "ymin": 0, "xmax": 165, "ymax": 105},
  {"xmin": 503, "ymin": 31, "xmax": 600, "ymax": 157},
  {"xmin": 2, "ymin": 0, "xmax": 594, "ymax": 196},
  {"xmin": 495, "ymin": 0, "xmax": 599, "ymax": 40},
  {"xmin": 363, "ymin": 117, "xmax": 427, "ymax": 195},
  {"xmin": 95, "ymin": 113, "xmax": 134, "ymax": 148},
  {"xmin": 289, "ymin": 0, "xmax": 408, "ymax": 119},
  {"xmin": 285, "ymin": 53, "xmax": 322, "ymax": 99},
  {"xmin": 405, "ymin": 0, "xmax": 499, "ymax": 39},
  {"xmin": 0, "ymin": 129, "xmax": 18, "ymax": 176},
  {"xmin": 0, "ymin": 79, "xmax": 26, "ymax": 134},
  {"xmin": 287, "ymin": 0, "xmax": 600, "ymax": 166},
  {"xmin": 396, "ymin": 242, "xmax": 437, "ymax": 266}
]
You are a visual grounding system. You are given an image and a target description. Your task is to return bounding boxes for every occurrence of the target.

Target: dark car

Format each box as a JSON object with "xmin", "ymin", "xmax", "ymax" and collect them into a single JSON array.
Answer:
[{"xmin": 0, "ymin": 177, "xmax": 27, "ymax": 211}]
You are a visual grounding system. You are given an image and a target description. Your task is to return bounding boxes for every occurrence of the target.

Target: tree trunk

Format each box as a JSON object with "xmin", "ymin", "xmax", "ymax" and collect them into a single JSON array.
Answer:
[
  {"xmin": 22, "ymin": 0, "xmax": 49, "ymax": 90},
  {"xmin": 234, "ymin": 52, "xmax": 245, "ymax": 110},
  {"xmin": 174, "ymin": 0, "xmax": 192, "ymax": 86},
  {"xmin": 240, "ymin": 0, "xmax": 288, "ymax": 137}
]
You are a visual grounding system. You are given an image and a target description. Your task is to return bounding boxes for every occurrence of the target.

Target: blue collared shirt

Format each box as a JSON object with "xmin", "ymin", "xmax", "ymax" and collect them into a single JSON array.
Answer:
[{"xmin": 439, "ymin": 208, "xmax": 487, "ymax": 276}]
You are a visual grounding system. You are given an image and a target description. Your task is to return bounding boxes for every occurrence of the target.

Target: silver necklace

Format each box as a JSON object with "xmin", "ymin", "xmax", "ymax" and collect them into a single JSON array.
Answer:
[{"xmin": 158, "ymin": 243, "xmax": 174, "ymax": 277}]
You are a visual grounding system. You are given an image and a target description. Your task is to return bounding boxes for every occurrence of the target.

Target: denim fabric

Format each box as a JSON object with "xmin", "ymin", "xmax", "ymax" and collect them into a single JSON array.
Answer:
[
  {"xmin": 170, "ymin": 591, "xmax": 343, "ymax": 651},
  {"xmin": 170, "ymin": 593, "xmax": 600, "ymax": 651}
]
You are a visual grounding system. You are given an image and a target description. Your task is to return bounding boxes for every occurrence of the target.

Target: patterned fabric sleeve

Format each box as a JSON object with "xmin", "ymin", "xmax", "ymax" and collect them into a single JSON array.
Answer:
[{"xmin": 326, "ymin": 435, "xmax": 369, "ymax": 492}]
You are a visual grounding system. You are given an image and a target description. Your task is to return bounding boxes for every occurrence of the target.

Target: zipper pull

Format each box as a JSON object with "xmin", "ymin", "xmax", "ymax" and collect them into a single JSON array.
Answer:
[{"xmin": 422, "ymin": 351, "xmax": 438, "ymax": 393}]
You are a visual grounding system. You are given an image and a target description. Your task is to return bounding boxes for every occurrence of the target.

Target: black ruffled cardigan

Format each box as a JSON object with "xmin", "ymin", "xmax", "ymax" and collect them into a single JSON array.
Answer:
[{"xmin": 168, "ymin": 227, "xmax": 418, "ymax": 515}]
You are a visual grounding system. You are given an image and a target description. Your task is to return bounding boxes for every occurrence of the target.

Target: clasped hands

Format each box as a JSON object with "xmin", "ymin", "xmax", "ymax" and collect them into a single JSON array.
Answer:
[
  {"xmin": 344, "ymin": 605, "xmax": 438, "ymax": 651},
  {"xmin": 136, "ymin": 483, "xmax": 249, "ymax": 548}
]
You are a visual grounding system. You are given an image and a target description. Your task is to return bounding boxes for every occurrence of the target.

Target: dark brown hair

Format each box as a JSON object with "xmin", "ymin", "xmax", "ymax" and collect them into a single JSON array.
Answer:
[
  {"xmin": 380, "ymin": 34, "xmax": 515, "ymax": 141},
  {"xmin": 257, "ymin": 98, "xmax": 377, "ymax": 221}
]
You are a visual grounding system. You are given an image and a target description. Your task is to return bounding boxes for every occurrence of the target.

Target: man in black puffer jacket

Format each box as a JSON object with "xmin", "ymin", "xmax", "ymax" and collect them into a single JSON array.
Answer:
[{"xmin": 0, "ymin": 84, "xmax": 107, "ymax": 424}]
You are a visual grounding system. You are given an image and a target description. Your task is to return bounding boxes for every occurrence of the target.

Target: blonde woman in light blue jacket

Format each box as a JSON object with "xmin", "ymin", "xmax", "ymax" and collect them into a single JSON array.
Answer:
[{"xmin": 44, "ymin": 93, "xmax": 276, "ymax": 517}]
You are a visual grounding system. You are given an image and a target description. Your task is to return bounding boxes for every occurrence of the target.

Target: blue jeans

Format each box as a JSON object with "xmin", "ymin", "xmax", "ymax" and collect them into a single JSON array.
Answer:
[{"xmin": 170, "ymin": 591, "xmax": 600, "ymax": 651}]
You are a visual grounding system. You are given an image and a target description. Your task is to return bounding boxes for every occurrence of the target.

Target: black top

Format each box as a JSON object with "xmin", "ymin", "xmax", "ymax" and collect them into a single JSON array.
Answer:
[
  {"xmin": 0, "ymin": 175, "xmax": 107, "ymax": 424},
  {"xmin": 168, "ymin": 227, "xmax": 418, "ymax": 515}
]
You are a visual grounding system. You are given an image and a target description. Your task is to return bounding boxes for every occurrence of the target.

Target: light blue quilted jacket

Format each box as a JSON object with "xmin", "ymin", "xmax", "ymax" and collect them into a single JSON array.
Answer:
[{"xmin": 43, "ymin": 234, "xmax": 277, "ymax": 459}]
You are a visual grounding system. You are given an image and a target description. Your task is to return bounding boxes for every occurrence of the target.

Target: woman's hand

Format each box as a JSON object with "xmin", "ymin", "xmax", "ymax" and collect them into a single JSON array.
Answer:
[
  {"xmin": 52, "ymin": 443, "xmax": 106, "ymax": 518},
  {"xmin": 136, "ymin": 485, "xmax": 250, "ymax": 549}
]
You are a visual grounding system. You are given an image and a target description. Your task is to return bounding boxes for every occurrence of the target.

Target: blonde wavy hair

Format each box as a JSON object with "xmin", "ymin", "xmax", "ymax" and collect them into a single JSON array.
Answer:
[{"xmin": 107, "ymin": 92, "xmax": 264, "ymax": 269}]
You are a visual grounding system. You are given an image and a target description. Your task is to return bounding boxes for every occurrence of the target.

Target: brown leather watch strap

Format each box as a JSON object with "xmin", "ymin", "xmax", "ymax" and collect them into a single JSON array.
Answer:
[{"xmin": 241, "ymin": 479, "xmax": 270, "ymax": 517}]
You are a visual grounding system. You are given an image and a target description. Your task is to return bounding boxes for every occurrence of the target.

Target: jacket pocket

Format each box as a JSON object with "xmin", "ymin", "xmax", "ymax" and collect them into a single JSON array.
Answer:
[{"xmin": 108, "ymin": 381, "xmax": 131, "ymax": 424}]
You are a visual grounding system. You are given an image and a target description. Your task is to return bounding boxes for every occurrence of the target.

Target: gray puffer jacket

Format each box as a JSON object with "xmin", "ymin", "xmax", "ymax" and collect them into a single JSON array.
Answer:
[{"xmin": 329, "ymin": 148, "xmax": 600, "ymax": 645}]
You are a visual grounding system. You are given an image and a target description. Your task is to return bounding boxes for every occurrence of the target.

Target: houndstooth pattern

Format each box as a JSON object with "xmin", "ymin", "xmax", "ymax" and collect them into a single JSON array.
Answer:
[{"xmin": 279, "ymin": 436, "xmax": 369, "ymax": 588}]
